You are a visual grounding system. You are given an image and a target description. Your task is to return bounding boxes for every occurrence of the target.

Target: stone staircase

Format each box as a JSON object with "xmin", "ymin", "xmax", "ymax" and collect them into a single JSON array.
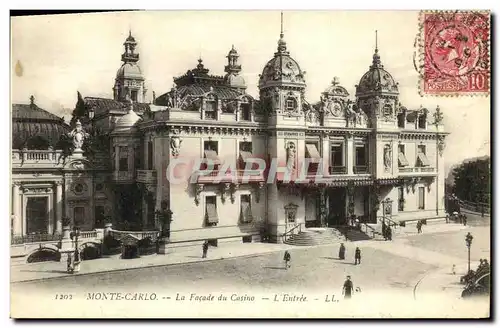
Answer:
[{"xmin": 283, "ymin": 228, "xmax": 344, "ymax": 246}]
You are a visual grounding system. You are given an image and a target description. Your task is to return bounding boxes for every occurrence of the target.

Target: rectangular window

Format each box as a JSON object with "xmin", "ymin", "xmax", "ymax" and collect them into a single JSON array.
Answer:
[
  {"xmin": 398, "ymin": 144, "xmax": 409, "ymax": 167},
  {"xmin": 205, "ymin": 196, "xmax": 218, "ymax": 226},
  {"xmin": 241, "ymin": 103, "xmax": 251, "ymax": 121},
  {"xmin": 147, "ymin": 141, "xmax": 154, "ymax": 170},
  {"xmin": 330, "ymin": 142, "xmax": 345, "ymax": 173},
  {"xmin": 119, "ymin": 146, "xmax": 128, "ymax": 171},
  {"xmin": 74, "ymin": 206, "xmax": 85, "ymax": 227},
  {"xmin": 418, "ymin": 115, "xmax": 426, "ymax": 129},
  {"xmin": 203, "ymin": 141, "xmax": 220, "ymax": 170},
  {"xmin": 286, "ymin": 99, "xmax": 296, "ymax": 111},
  {"xmin": 239, "ymin": 142, "xmax": 253, "ymax": 170},
  {"xmin": 240, "ymin": 194, "xmax": 253, "ymax": 223},
  {"xmin": 416, "ymin": 145, "xmax": 430, "ymax": 167},
  {"xmin": 305, "ymin": 142, "xmax": 321, "ymax": 174},
  {"xmin": 418, "ymin": 187, "xmax": 425, "ymax": 210},
  {"xmin": 26, "ymin": 197, "xmax": 48, "ymax": 234},
  {"xmin": 131, "ymin": 90, "xmax": 138, "ymax": 102}
]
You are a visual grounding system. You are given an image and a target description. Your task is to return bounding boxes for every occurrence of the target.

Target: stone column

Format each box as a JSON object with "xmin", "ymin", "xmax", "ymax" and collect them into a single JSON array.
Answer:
[
  {"xmin": 47, "ymin": 193, "xmax": 53, "ymax": 234},
  {"xmin": 346, "ymin": 134, "xmax": 354, "ymax": 175},
  {"xmin": 55, "ymin": 181, "xmax": 63, "ymax": 234},
  {"xmin": 12, "ymin": 182, "xmax": 21, "ymax": 236},
  {"xmin": 114, "ymin": 145, "xmax": 120, "ymax": 171}
]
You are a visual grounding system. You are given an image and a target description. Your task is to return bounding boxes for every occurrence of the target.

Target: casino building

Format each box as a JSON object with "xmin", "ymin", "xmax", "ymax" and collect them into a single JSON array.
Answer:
[{"xmin": 11, "ymin": 23, "xmax": 448, "ymax": 255}]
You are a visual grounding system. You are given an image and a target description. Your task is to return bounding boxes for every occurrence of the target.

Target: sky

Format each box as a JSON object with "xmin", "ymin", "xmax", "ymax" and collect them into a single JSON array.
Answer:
[{"xmin": 10, "ymin": 10, "xmax": 490, "ymax": 173}]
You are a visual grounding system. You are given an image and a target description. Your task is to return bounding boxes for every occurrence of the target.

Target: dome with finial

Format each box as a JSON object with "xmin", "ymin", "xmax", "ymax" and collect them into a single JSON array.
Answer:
[
  {"xmin": 355, "ymin": 32, "xmax": 398, "ymax": 97},
  {"xmin": 258, "ymin": 13, "xmax": 306, "ymax": 89},
  {"xmin": 113, "ymin": 99, "xmax": 142, "ymax": 133}
]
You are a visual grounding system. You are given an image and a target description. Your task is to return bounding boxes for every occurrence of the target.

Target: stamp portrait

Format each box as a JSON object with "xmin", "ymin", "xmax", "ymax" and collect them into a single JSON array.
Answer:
[{"xmin": 419, "ymin": 11, "xmax": 490, "ymax": 96}]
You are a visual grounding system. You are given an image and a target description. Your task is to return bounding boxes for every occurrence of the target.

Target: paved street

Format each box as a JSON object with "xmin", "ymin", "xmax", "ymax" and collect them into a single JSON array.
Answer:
[{"xmin": 11, "ymin": 215, "xmax": 490, "ymax": 318}]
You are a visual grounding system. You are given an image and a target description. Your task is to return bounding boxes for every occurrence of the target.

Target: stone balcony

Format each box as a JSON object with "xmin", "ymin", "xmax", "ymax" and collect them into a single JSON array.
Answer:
[
  {"xmin": 398, "ymin": 166, "xmax": 437, "ymax": 176},
  {"xmin": 113, "ymin": 171, "xmax": 135, "ymax": 183},
  {"xmin": 195, "ymin": 169, "xmax": 266, "ymax": 184},
  {"xmin": 136, "ymin": 170, "xmax": 157, "ymax": 184},
  {"xmin": 12, "ymin": 150, "xmax": 65, "ymax": 168}
]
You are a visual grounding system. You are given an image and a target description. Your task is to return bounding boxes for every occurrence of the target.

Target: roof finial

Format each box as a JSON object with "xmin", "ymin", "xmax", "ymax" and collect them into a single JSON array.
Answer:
[
  {"xmin": 29, "ymin": 95, "xmax": 35, "ymax": 105},
  {"xmin": 375, "ymin": 30, "xmax": 378, "ymax": 53},
  {"xmin": 280, "ymin": 11, "xmax": 284, "ymax": 38}
]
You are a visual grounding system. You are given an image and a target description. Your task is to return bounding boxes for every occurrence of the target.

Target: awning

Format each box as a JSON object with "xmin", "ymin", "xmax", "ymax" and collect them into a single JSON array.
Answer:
[
  {"xmin": 205, "ymin": 203, "xmax": 219, "ymax": 224},
  {"xmin": 204, "ymin": 150, "xmax": 221, "ymax": 165},
  {"xmin": 417, "ymin": 152, "xmax": 431, "ymax": 167},
  {"xmin": 398, "ymin": 152, "xmax": 409, "ymax": 167},
  {"xmin": 240, "ymin": 201, "xmax": 253, "ymax": 222},
  {"xmin": 305, "ymin": 144, "xmax": 321, "ymax": 159}
]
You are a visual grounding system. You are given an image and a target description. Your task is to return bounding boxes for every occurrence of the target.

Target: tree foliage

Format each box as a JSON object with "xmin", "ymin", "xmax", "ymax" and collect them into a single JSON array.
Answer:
[{"xmin": 452, "ymin": 157, "xmax": 490, "ymax": 203}]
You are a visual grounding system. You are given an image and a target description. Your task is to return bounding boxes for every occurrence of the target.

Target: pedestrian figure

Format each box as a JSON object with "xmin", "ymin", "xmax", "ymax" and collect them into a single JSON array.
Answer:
[
  {"xmin": 202, "ymin": 240, "xmax": 209, "ymax": 258},
  {"xmin": 342, "ymin": 275, "xmax": 354, "ymax": 299},
  {"xmin": 445, "ymin": 213, "xmax": 449, "ymax": 223},
  {"xmin": 338, "ymin": 243, "xmax": 346, "ymax": 260},
  {"xmin": 354, "ymin": 247, "xmax": 361, "ymax": 265},
  {"xmin": 463, "ymin": 215, "xmax": 467, "ymax": 226},
  {"xmin": 387, "ymin": 226, "xmax": 393, "ymax": 241},
  {"xmin": 452, "ymin": 264, "xmax": 456, "ymax": 275},
  {"xmin": 382, "ymin": 222, "xmax": 387, "ymax": 240},
  {"xmin": 66, "ymin": 253, "xmax": 74, "ymax": 274},
  {"xmin": 417, "ymin": 220, "xmax": 422, "ymax": 234},
  {"xmin": 283, "ymin": 250, "xmax": 291, "ymax": 270}
]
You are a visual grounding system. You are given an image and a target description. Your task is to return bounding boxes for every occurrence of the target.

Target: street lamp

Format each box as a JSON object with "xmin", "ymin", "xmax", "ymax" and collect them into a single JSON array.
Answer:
[
  {"xmin": 70, "ymin": 226, "xmax": 81, "ymax": 273},
  {"xmin": 465, "ymin": 232, "xmax": 473, "ymax": 273}
]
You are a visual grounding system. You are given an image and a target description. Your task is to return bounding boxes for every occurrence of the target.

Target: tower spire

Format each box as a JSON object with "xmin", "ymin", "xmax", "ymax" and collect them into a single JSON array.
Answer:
[
  {"xmin": 280, "ymin": 11, "xmax": 284, "ymax": 38},
  {"xmin": 276, "ymin": 11, "xmax": 288, "ymax": 54},
  {"xmin": 371, "ymin": 30, "xmax": 382, "ymax": 68}
]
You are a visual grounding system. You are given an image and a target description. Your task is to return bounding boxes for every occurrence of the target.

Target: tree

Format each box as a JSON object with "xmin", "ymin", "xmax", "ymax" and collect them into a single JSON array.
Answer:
[{"xmin": 452, "ymin": 157, "xmax": 490, "ymax": 204}]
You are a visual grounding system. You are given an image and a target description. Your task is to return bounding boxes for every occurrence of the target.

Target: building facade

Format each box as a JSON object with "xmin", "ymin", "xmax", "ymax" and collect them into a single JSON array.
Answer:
[{"xmin": 11, "ymin": 27, "xmax": 448, "ymax": 254}]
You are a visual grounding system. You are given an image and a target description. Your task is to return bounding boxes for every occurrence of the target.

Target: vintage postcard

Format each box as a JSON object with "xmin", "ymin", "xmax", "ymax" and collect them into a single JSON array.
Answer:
[{"xmin": 10, "ymin": 10, "xmax": 491, "ymax": 318}]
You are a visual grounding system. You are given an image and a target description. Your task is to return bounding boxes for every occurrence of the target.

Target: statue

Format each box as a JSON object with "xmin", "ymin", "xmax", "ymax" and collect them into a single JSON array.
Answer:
[
  {"xmin": 170, "ymin": 133, "xmax": 182, "ymax": 158},
  {"xmin": 68, "ymin": 120, "xmax": 89, "ymax": 151},
  {"xmin": 384, "ymin": 144, "xmax": 392, "ymax": 171},
  {"xmin": 166, "ymin": 93, "xmax": 174, "ymax": 108},
  {"xmin": 286, "ymin": 142, "xmax": 296, "ymax": 171}
]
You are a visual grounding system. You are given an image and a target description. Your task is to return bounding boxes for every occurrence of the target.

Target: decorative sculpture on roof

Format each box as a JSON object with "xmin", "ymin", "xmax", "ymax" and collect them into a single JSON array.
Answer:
[
  {"xmin": 384, "ymin": 144, "xmax": 392, "ymax": 172},
  {"xmin": 433, "ymin": 105, "xmax": 444, "ymax": 125},
  {"xmin": 68, "ymin": 120, "xmax": 89, "ymax": 151}
]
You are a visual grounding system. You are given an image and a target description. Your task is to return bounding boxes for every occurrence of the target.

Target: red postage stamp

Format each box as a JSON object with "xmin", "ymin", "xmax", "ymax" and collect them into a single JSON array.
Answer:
[{"xmin": 419, "ymin": 11, "xmax": 490, "ymax": 96}]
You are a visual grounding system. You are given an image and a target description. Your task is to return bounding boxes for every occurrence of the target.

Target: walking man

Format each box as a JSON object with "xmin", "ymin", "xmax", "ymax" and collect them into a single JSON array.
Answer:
[
  {"xmin": 387, "ymin": 226, "xmax": 393, "ymax": 241},
  {"xmin": 283, "ymin": 250, "xmax": 291, "ymax": 270},
  {"xmin": 342, "ymin": 275, "xmax": 354, "ymax": 299},
  {"xmin": 354, "ymin": 247, "xmax": 361, "ymax": 265},
  {"xmin": 417, "ymin": 220, "xmax": 422, "ymax": 234},
  {"xmin": 202, "ymin": 240, "xmax": 209, "ymax": 258},
  {"xmin": 463, "ymin": 215, "xmax": 468, "ymax": 226}
]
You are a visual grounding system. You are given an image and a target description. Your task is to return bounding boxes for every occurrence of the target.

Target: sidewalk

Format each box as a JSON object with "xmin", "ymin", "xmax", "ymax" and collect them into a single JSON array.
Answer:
[{"xmin": 11, "ymin": 242, "xmax": 300, "ymax": 283}]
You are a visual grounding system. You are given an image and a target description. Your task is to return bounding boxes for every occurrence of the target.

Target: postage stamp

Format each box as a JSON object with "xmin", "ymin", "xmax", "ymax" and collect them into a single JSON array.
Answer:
[{"xmin": 419, "ymin": 11, "xmax": 490, "ymax": 96}]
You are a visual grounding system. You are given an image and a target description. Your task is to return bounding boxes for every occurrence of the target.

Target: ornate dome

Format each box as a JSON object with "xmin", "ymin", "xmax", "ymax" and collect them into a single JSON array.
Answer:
[
  {"xmin": 116, "ymin": 62, "xmax": 143, "ymax": 79},
  {"xmin": 355, "ymin": 48, "xmax": 398, "ymax": 97},
  {"xmin": 224, "ymin": 73, "xmax": 246, "ymax": 89},
  {"xmin": 258, "ymin": 33, "xmax": 306, "ymax": 88},
  {"xmin": 113, "ymin": 101, "xmax": 141, "ymax": 133},
  {"xmin": 12, "ymin": 96, "xmax": 70, "ymax": 149}
]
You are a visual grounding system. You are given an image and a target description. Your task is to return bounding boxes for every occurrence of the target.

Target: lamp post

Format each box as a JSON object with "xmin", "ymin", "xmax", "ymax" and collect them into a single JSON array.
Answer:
[
  {"xmin": 70, "ymin": 226, "xmax": 81, "ymax": 273},
  {"xmin": 465, "ymin": 232, "xmax": 473, "ymax": 273}
]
